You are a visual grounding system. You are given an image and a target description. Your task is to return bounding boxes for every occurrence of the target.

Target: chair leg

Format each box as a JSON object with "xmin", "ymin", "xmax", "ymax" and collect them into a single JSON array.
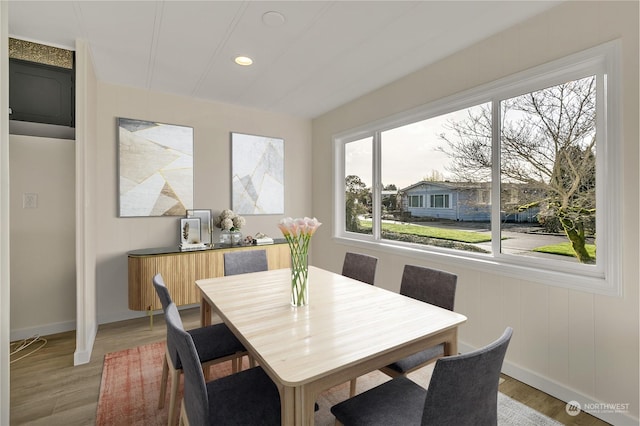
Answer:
[
  {"xmin": 349, "ymin": 378, "xmax": 357, "ymax": 397},
  {"xmin": 168, "ymin": 369, "xmax": 180, "ymax": 426},
  {"xmin": 249, "ymin": 354, "xmax": 256, "ymax": 368},
  {"xmin": 158, "ymin": 353, "xmax": 169, "ymax": 408},
  {"xmin": 180, "ymin": 400, "xmax": 189, "ymax": 426}
]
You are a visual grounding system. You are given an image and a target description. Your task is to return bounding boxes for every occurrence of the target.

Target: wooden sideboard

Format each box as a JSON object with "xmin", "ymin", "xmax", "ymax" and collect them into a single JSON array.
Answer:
[{"xmin": 128, "ymin": 242, "xmax": 290, "ymax": 311}]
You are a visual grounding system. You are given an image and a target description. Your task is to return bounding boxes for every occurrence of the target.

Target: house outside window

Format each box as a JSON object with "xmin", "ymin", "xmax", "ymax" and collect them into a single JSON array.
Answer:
[
  {"xmin": 335, "ymin": 42, "xmax": 621, "ymax": 295},
  {"xmin": 429, "ymin": 194, "xmax": 450, "ymax": 209},
  {"xmin": 408, "ymin": 195, "xmax": 423, "ymax": 208}
]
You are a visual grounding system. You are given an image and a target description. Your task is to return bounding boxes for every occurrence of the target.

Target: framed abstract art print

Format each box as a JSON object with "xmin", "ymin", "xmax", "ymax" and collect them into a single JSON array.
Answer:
[
  {"xmin": 231, "ymin": 132, "xmax": 284, "ymax": 215},
  {"xmin": 118, "ymin": 117, "xmax": 194, "ymax": 217}
]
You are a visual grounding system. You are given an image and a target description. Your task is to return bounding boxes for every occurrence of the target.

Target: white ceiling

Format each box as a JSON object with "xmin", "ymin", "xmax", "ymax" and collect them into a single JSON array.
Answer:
[{"xmin": 8, "ymin": 1, "xmax": 561, "ymax": 119}]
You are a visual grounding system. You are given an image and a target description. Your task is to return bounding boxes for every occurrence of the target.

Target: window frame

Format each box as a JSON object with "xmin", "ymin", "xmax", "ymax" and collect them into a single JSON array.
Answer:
[
  {"xmin": 408, "ymin": 195, "xmax": 424, "ymax": 208},
  {"xmin": 333, "ymin": 41, "xmax": 621, "ymax": 296},
  {"xmin": 429, "ymin": 194, "xmax": 450, "ymax": 209}
]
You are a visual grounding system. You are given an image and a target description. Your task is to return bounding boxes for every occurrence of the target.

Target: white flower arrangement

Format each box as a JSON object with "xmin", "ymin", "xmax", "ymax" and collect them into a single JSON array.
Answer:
[{"xmin": 214, "ymin": 209, "xmax": 245, "ymax": 232}]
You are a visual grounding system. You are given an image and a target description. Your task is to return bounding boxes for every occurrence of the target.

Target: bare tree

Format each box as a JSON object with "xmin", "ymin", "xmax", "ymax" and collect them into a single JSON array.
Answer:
[
  {"xmin": 424, "ymin": 169, "xmax": 447, "ymax": 182},
  {"xmin": 345, "ymin": 175, "xmax": 371, "ymax": 232},
  {"xmin": 438, "ymin": 76, "xmax": 596, "ymax": 263}
]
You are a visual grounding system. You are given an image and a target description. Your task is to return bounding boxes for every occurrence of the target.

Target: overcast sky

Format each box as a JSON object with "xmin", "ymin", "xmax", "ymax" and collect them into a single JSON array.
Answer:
[{"xmin": 345, "ymin": 108, "xmax": 479, "ymax": 190}]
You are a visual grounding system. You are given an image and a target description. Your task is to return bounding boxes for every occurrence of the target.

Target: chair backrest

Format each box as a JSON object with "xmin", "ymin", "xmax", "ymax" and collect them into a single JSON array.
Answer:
[
  {"xmin": 152, "ymin": 273, "xmax": 182, "ymax": 368},
  {"xmin": 341, "ymin": 252, "xmax": 378, "ymax": 285},
  {"xmin": 400, "ymin": 265, "xmax": 457, "ymax": 311},
  {"xmin": 165, "ymin": 302, "xmax": 210, "ymax": 425},
  {"xmin": 421, "ymin": 327, "xmax": 513, "ymax": 425},
  {"xmin": 152, "ymin": 273, "xmax": 173, "ymax": 311},
  {"xmin": 223, "ymin": 250, "xmax": 268, "ymax": 276}
]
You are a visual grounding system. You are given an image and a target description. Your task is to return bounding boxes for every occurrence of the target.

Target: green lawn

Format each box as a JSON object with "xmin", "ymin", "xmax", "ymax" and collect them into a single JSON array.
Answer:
[
  {"xmin": 533, "ymin": 242, "xmax": 596, "ymax": 259},
  {"xmin": 359, "ymin": 220, "xmax": 492, "ymax": 243},
  {"xmin": 358, "ymin": 219, "xmax": 596, "ymax": 261}
]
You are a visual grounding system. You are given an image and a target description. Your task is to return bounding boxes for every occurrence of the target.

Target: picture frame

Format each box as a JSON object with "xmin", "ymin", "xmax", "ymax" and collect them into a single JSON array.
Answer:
[
  {"xmin": 231, "ymin": 132, "xmax": 284, "ymax": 215},
  {"xmin": 180, "ymin": 217, "xmax": 201, "ymax": 245},
  {"xmin": 118, "ymin": 117, "xmax": 194, "ymax": 217},
  {"xmin": 187, "ymin": 209, "xmax": 212, "ymax": 246}
]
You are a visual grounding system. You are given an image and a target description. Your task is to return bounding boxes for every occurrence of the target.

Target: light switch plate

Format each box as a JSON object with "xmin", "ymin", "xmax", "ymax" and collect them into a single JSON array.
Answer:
[{"xmin": 23, "ymin": 193, "xmax": 38, "ymax": 209}]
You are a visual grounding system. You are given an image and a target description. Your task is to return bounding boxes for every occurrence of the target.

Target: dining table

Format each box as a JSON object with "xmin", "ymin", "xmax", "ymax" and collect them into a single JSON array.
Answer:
[{"xmin": 195, "ymin": 266, "xmax": 467, "ymax": 426}]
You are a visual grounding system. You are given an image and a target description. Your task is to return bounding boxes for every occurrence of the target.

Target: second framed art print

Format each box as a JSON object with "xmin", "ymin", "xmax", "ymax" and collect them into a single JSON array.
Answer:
[{"xmin": 231, "ymin": 132, "xmax": 284, "ymax": 215}]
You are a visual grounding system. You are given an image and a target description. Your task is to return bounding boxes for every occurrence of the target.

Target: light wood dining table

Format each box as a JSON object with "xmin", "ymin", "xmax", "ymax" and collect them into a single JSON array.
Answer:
[{"xmin": 196, "ymin": 266, "xmax": 467, "ymax": 426}]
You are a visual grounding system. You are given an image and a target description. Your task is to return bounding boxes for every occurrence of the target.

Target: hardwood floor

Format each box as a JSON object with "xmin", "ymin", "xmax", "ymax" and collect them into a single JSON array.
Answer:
[
  {"xmin": 499, "ymin": 376, "xmax": 609, "ymax": 426},
  {"xmin": 10, "ymin": 308, "xmax": 609, "ymax": 425}
]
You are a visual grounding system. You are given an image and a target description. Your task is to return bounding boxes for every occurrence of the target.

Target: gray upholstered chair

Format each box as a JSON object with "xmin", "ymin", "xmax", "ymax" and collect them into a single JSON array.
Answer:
[
  {"xmin": 349, "ymin": 264, "xmax": 457, "ymax": 396},
  {"xmin": 332, "ymin": 327, "xmax": 513, "ymax": 426},
  {"xmin": 380, "ymin": 265, "xmax": 458, "ymax": 375},
  {"xmin": 164, "ymin": 301, "xmax": 281, "ymax": 426},
  {"xmin": 341, "ymin": 252, "xmax": 378, "ymax": 285},
  {"xmin": 153, "ymin": 274, "xmax": 247, "ymax": 426},
  {"xmin": 223, "ymin": 249, "xmax": 268, "ymax": 276}
]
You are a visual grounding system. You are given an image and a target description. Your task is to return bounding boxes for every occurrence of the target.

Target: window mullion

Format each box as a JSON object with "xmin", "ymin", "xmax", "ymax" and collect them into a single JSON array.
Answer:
[
  {"xmin": 372, "ymin": 131, "xmax": 382, "ymax": 240},
  {"xmin": 491, "ymin": 100, "xmax": 502, "ymax": 255}
]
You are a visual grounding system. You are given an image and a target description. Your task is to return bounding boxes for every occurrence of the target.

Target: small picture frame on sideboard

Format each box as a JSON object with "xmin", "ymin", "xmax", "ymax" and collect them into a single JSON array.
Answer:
[
  {"xmin": 180, "ymin": 217, "xmax": 201, "ymax": 245},
  {"xmin": 187, "ymin": 209, "xmax": 212, "ymax": 246}
]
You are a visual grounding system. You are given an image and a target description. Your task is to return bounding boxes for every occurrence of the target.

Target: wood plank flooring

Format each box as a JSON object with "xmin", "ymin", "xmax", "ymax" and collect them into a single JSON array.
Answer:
[{"xmin": 10, "ymin": 308, "xmax": 609, "ymax": 425}]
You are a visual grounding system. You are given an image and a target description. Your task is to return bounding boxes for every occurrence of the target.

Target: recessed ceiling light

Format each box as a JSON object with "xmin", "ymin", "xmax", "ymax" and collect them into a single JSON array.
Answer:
[{"xmin": 234, "ymin": 56, "xmax": 253, "ymax": 66}]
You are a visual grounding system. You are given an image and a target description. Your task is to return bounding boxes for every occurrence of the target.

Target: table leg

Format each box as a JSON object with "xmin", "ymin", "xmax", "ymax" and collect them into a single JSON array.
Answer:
[
  {"xmin": 281, "ymin": 386, "xmax": 295, "ymax": 426},
  {"xmin": 301, "ymin": 386, "xmax": 317, "ymax": 426},
  {"xmin": 443, "ymin": 328, "xmax": 458, "ymax": 356},
  {"xmin": 293, "ymin": 385, "xmax": 316, "ymax": 425},
  {"xmin": 200, "ymin": 297, "xmax": 211, "ymax": 327}
]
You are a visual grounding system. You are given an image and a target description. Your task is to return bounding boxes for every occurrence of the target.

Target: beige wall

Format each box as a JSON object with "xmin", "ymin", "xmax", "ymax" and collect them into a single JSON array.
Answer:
[
  {"xmin": 311, "ymin": 1, "xmax": 638, "ymax": 424},
  {"xmin": 6, "ymin": 50, "xmax": 312, "ymax": 354},
  {"xmin": 94, "ymin": 83, "xmax": 312, "ymax": 324},
  {"xmin": 9, "ymin": 136, "xmax": 76, "ymax": 338}
]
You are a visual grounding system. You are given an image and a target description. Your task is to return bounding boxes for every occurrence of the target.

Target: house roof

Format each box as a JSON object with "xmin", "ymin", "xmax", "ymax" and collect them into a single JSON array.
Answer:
[{"xmin": 401, "ymin": 181, "xmax": 490, "ymax": 192}]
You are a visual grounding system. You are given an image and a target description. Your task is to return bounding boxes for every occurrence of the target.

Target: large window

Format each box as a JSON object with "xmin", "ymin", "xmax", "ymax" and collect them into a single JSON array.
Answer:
[
  {"xmin": 335, "ymin": 42, "xmax": 621, "ymax": 294},
  {"xmin": 409, "ymin": 195, "xmax": 423, "ymax": 208}
]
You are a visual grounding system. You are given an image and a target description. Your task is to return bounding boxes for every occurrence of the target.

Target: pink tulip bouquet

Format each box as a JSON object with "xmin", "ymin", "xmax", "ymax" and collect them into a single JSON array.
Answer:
[{"xmin": 278, "ymin": 217, "xmax": 322, "ymax": 306}]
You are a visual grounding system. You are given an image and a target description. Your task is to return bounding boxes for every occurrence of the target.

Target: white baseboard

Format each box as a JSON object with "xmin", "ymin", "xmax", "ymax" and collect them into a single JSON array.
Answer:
[
  {"xmin": 97, "ymin": 309, "xmax": 150, "ymax": 325},
  {"xmin": 10, "ymin": 319, "xmax": 76, "ymax": 342},
  {"xmin": 73, "ymin": 322, "xmax": 97, "ymax": 366},
  {"xmin": 459, "ymin": 341, "xmax": 639, "ymax": 425},
  {"xmin": 10, "ymin": 304, "xmax": 201, "ymax": 342}
]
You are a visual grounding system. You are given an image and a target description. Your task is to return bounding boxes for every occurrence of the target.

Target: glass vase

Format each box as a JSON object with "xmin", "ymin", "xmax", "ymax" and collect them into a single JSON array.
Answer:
[
  {"xmin": 231, "ymin": 231, "xmax": 242, "ymax": 245},
  {"xmin": 290, "ymin": 249, "xmax": 309, "ymax": 307}
]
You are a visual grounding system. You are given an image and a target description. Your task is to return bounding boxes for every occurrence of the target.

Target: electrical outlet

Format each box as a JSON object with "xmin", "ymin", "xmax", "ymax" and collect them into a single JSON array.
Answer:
[{"xmin": 23, "ymin": 193, "xmax": 38, "ymax": 209}]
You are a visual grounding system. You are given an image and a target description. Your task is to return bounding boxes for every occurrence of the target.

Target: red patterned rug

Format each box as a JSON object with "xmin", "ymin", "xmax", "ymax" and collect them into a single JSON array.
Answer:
[
  {"xmin": 96, "ymin": 341, "xmax": 249, "ymax": 425},
  {"xmin": 96, "ymin": 341, "xmax": 170, "ymax": 425}
]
